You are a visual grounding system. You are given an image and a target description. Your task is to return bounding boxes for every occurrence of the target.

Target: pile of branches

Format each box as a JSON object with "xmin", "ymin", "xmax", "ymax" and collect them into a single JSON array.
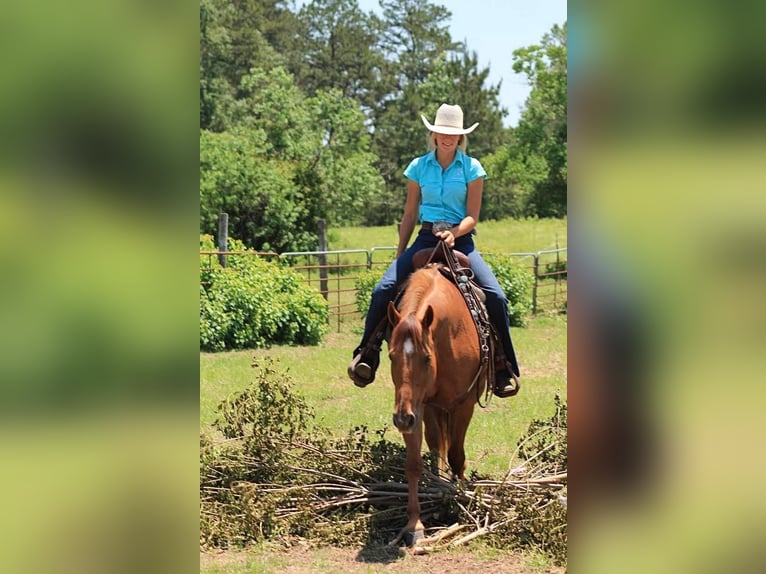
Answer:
[{"xmin": 200, "ymin": 360, "xmax": 567, "ymax": 564}]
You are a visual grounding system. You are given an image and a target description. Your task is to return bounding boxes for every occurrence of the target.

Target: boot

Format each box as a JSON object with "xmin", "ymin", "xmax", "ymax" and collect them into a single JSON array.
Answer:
[
  {"xmin": 494, "ymin": 362, "xmax": 520, "ymax": 398},
  {"xmin": 348, "ymin": 345, "xmax": 380, "ymax": 388}
]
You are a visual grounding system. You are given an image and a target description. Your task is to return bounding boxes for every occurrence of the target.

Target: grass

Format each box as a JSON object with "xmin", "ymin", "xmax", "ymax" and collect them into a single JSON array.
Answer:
[
  {"xmin": 201, "ymin": 217, "xmax": 567, "ymax": 477},
  {"xmin": 199, "ymin": 217, "xmax": 567, "ymax": 570},
  {"xmin": 304, "ymin": 217, "xmax": 568, "ymax": 331},
  {"xmin": 328, "ymin": 217, "xmax": 567, "ymax": 255},
  {"xmin": 200, "ymin": 314, "xmax": 566, "ymax": 479},
  {"xmin": 200, "ymin": 543, "xmax": 290, "ymax": 573}
]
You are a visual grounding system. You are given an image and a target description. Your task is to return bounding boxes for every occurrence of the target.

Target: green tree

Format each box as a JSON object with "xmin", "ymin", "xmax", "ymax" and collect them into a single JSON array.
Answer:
[
  {"xmin": 481, "ymin": 146, "xmax": 522, "ymax": 220},
  {"xmin": 200, "ymin": 0, "xmax": 234, "ymax": 130},
  {"xmin": 298, "ymin": 90, "xmax": 385, "ymax": 226},
  {"xmin": 377, "ymin": 0, "xmax": 454, "ymax": 86},
  {"xmin": 510, "ymin": 22, "xmax": 567, "ymax": 217},
  {"xmin": 199, "ymin": 128, "xmax": 312, "ymax": 252},
  {"xmin": 217, "ymin": 0, "xmax": 296, "ymax": 92},
  {"xmin": 364, "ymin": 0, "xmax": 457, "ymax": 224},
  {"xmin": 200, "ymin": 0, "xmax": 292, "ymax": 132},
  {"xmin": 235, "ymin": 67, "xmax": 384, "ymax": 228},
  {"xmin": 201, "ymin": 63, "xmax": 383, "ymax": 244},
  {"xmin": 294, "ymin": 0, "xmax": 385, "ymax": 113},
  {"xmin": 236, "ymin": 66, "xmax": 315, "ymax": 159}
]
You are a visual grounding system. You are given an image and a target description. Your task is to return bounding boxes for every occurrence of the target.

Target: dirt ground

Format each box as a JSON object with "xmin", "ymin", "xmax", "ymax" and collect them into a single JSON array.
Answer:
[{"xmin": 200, "ymin": 544, "xmax": 566, "ymax": 573}]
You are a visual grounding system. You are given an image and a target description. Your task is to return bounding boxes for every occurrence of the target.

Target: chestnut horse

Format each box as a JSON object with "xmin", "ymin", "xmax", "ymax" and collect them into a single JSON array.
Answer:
[{"xmin": 386, "ymin": 264, "xmax": 487, "ymax": 545}]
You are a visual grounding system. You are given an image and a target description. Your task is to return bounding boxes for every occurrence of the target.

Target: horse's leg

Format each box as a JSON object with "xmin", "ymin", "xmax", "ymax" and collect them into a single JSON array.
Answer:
[
  {"xmin": 423, "ymin": 405, "xmax": 448, "ymax": 476},
  {"xmin": 393, "ymin": 426, "xmax": 425, "ymax": 547},
  {"xmin": 447, "ymin": 404, "xmax": 476, "ymax": 481}
]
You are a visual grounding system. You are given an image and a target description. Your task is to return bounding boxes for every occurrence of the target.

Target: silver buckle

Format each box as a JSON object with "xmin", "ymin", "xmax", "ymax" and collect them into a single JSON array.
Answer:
[{"xmin": 432, "ymin": 221, "xmax": 452, "ymax": 233}]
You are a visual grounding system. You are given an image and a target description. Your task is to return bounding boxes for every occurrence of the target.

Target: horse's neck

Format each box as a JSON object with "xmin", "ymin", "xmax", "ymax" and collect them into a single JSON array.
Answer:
[{"xmin": 400, "ymin": 268, "xmax": 437, "ymax": 316}]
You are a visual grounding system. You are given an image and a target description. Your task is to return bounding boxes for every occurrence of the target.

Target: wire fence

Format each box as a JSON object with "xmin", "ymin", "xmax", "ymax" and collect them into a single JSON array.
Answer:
[{"xmin": 200, "ymin": 247, "xmax": 567, "ymax": 333}]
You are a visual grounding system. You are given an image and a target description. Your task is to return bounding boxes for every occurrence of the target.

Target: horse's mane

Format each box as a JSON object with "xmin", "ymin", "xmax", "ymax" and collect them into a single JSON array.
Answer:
[
  {"xmin": 390, "ymin": 268, "xmax": 439, "ymax": 355},
  {"xmin": 399, "ymin": 267, "xmax": 437, "ymax": 316}
]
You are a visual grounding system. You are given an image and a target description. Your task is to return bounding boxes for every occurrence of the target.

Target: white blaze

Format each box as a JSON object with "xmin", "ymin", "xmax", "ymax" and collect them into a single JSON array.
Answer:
[{"xmin": 403, "ymin": 338, "xmax": 415, "ymax": 357}]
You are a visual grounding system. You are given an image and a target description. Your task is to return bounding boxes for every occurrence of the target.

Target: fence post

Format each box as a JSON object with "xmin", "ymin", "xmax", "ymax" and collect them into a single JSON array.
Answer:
[
  {"xmin": 317, "ymin": 219, "xmax": 328, "ymax": 301},
  {"xmin": 217, "ymin": 212, "xmax": 228, "ymax": 268},
  {"xmin": 532, "ymin": 253, "xmax": 539, "ymax": 315}
]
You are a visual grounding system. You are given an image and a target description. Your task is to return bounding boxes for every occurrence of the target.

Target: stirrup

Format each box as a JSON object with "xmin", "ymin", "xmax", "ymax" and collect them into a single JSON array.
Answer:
[
  {"xmin": 348, "ymin": 348, "xmax": 379, "ymax": 388},
  {"xmin": 493, "ymin": 369, "xmax": 520, "ymax": 398}
]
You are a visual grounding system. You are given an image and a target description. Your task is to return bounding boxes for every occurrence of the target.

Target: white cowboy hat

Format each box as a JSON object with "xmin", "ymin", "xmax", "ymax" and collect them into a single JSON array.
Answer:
[{"xmin": 420, "ymin": 104, "xmax": 479, "ymax": 135}]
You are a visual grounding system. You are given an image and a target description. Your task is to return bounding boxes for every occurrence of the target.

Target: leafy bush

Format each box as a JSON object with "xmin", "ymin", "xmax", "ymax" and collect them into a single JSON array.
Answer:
[
  {"xmin": 484, "ymin": 254, "xmax": 534, "ymax": 327},
  {"xmin": 199, "ymin": 284, "xmax": 230, "ymax": 352},
  {"xmin": 200, "ymin": 235, "xmax": 329, "ymax": 351},
  {"xmin": 200, "ymin": 359, "xmax": 414, "ymax": 548},
  {"xmin": 543, "ymin": 259, "xmax": 567, "ymax": 280},
  {"xmin": 200, "ymin": 361, "xmax": 567, "ymax": 562},
  {"xmin": 354, "ymin": 255, "xmax": 534, "ymax": 327},
  {"xmin": 200, "ymin": 129, "xmax": 315, "ymax": 253},
  {"xmin": 491, "ymin": 395, "xmax": 567, "ymax": 564},
  {"xmin": 516, "ymin": 394, "xmax": 567, "ymax": 475}
]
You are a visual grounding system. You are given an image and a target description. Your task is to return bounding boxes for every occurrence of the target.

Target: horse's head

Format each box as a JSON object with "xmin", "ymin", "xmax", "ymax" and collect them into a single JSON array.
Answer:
[{"xmin": 387, "ymin": 302, "xmax": 436, "ymax": 433}]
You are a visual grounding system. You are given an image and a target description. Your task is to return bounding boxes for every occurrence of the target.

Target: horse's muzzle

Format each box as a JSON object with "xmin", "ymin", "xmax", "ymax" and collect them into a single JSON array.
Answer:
[{"xmin": 393, "ymin": 411, "xmax": 418, "ymax": 433}]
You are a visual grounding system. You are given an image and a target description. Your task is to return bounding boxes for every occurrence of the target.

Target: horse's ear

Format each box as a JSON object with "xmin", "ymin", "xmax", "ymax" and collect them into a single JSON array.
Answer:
[
  {"xmin": 387, "ymin": 301, "xmax": 401, "ymax": 326},
  {"xmin": 422, "ymin": 305, "xmax": 434, "ymax": 331}
]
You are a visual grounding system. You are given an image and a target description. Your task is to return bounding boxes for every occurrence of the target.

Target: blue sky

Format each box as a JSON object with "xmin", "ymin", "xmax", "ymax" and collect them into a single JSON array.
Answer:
[{"xmin": 422, "ymin": 0, "xmax": 567, "ymax": 127}]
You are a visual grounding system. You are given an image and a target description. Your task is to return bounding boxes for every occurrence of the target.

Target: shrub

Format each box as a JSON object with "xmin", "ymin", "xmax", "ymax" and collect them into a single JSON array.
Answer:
[
  {"xmin": 483, "ymin": 254, "xmax": 534, "ymax": 327},
  {"xmin": 200, "ymin": 236, "xmax": 329, "ymax": 351},
  {"xmin": 493, "ymin": 395, "xmax": 567, "ymax": 564},
  {"xmin": 543, "ymin": 259, "xmax": 567, "ymax": 280},
  {"xmin": 199, "ymin": 284, "xmax": 230, "ymax": 352},
  {"xmin": 200, "ymin": 362, "xmax": 567, "ymax": 561},
  {"xmin": 200, "ymin": 234, "xmax": 269, "ymax": 271},
  {"xmin": 199, "ymin": 129, "xmax": 316, "ymax": 253},
  {"xmin": 200, "ymin": 359, "xmax": 413, "ymax": 548}
]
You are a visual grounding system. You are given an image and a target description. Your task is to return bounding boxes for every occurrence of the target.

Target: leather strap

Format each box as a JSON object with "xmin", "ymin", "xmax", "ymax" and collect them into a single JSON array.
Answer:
[
  {"xmin": 429, "ymin": 240, "xmax": 494, "ymax": 406},
  {"xmin": 420, "ymin": 221, "xmax": 457, "ymax": 232}
]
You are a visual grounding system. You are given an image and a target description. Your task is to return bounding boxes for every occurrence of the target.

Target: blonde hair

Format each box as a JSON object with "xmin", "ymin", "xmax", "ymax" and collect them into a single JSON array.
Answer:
[{"xmin": 427, "ymin": 132, "xmax": 468, "ymax": 152}]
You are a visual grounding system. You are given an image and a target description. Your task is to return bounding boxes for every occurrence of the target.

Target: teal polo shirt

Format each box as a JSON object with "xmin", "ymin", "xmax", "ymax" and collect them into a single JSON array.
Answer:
[{"xmin": 403, "ymin": 149, "xmax": 487, "ymax": 224}]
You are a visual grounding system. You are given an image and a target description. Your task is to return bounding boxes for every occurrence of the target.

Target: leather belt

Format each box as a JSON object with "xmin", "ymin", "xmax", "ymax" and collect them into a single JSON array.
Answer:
[
  {"xmin": 421, "ymin": 221, "xmax": 477, "ymax": 236},
  {"xmin": 421, "ymin": 221, "xmax": 456, "ymax": 232}
]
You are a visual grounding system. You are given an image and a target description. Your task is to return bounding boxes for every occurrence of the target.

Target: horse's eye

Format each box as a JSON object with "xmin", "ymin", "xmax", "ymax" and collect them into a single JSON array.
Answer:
[{"xmin": 424, "ymin": 354, "xmax": 431, "ymax": 363}]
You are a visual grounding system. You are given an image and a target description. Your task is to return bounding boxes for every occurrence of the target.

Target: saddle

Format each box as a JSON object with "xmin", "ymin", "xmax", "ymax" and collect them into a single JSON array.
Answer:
[
  {"xmin": 411, "ymin": 246, "xmax": 485, "ymax": 303},
  {"xmin": 410, "ymin": 243, "xmax": 501, "ymax": 391},
  {"xmin": 365, "ymin": 242, "xmax": 517, "ymax": 399},
  {"xmin": 412, "ymin": 246, "xmax": 471, "ymax": 271}
]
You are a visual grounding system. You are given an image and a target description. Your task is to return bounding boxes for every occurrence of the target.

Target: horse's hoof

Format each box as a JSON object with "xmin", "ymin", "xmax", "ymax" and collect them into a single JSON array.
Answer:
[{"xmin": 402, "ymin": 529, "xmax": 425, "ymax": 547}]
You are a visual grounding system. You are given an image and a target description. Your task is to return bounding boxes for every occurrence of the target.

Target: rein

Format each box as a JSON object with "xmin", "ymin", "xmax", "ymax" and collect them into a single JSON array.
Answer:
[
  {"xmin": 423, "ymin": 240, "xmax": 494, "ymax": 409},
  {"xmin": 424, "ymin": 361, "xmax": 488, "ymax": 413}
]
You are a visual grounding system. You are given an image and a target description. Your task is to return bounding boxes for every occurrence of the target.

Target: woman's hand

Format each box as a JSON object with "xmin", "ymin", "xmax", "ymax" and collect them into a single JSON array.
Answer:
[{"xmin": 434, "ymin": 229, "xmax": 455, "ymax": 249}]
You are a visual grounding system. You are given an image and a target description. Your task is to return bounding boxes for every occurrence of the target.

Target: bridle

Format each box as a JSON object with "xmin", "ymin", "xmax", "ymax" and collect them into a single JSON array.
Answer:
[{"xmin": 421, "ymin": 240, "xmax": 494, "ymax": 411}]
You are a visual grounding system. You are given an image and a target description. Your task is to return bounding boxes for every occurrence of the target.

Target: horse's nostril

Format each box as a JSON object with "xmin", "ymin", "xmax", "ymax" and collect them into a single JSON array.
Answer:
[{"xmin": 393, "ymin": 412, "xmax": 417, "ymax": 430}]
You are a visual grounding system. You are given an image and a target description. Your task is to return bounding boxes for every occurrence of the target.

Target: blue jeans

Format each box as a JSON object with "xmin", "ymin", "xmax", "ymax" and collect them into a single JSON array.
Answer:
[{"xmin": 360, "ymin": 229, "xmax": 520, "ymax": 377}]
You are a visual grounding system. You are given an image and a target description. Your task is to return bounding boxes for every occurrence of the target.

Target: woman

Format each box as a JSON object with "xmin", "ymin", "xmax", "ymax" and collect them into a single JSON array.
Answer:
[{"xmin": 348, "ymin": 104, "xmax": 520, "ymax": 397}]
